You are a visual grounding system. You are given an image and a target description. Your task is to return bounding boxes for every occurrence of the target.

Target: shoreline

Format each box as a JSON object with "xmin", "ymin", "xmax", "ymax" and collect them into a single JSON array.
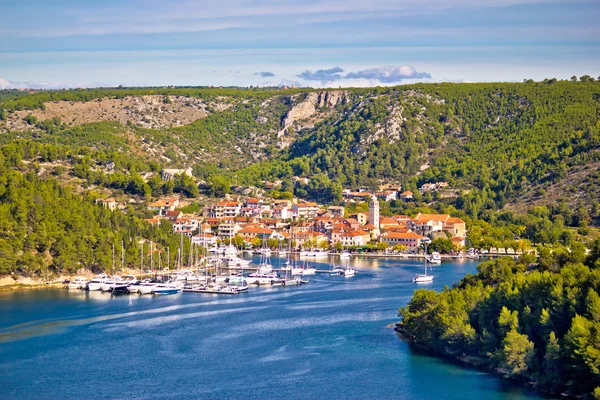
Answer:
[{"xmin": 394, "ymin": 324, "xmax": 568, "ymax": 399}]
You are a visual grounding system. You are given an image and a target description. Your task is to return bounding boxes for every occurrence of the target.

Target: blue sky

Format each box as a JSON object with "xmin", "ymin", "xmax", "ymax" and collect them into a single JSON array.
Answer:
[{"xmin": 0, "ymin": 0, "xmax": 598, "ymax": 88}]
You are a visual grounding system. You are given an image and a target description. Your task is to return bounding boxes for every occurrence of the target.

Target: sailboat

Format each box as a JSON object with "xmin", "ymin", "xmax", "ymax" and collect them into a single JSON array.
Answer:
[{"xmin": 413, "ymin": 244, "xmax": 434, "ymax": 283}]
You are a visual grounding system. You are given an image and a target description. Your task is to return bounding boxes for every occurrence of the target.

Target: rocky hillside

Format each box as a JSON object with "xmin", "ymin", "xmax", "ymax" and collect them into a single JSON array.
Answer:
[{"xmin": 0, "ymin": 81, "xmax": 599, "ymax": 213}]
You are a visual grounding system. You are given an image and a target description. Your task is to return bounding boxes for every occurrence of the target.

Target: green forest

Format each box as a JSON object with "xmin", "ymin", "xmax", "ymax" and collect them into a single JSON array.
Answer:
[
  {"xmin": 0, "ymin": 80, "xmax": 599, "ymax": 277},
  {"xmin": 398, "ymin": 248, "xmax": 600, "ymax": 398}
]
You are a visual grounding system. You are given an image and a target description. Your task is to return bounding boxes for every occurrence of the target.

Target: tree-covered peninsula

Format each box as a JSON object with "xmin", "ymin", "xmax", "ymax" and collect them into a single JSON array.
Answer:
[{"xmin": 398, "ymin": 247, "xmax": 600, "ymax": 398}]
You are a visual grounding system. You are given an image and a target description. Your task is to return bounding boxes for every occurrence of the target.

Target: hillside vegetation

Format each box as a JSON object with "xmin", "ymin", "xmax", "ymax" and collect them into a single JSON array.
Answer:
[
  {"xmin": 0, "ymin": 80, "xmax": 599, "ymax": 276},
  {"xmin": 398, "ymin": 248, "xmax": 600, "ymax": 398}
]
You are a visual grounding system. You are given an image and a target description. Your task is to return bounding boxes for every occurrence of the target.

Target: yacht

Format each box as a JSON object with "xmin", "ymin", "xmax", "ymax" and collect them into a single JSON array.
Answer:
[
  {"xmin": 87, "ymin": 275, "xmax": 109, "ymax": 291},
  {"xmin": 330, "ymin": 266, "xmax": 345, "ymax": 276},
  {"xmin": 138, "ymin": 282, "xmax": 159, "ymax": 295},
  {"xmin": 282, "ymin": 276, "xmax": 302, "ymax": 286},
  {"xmin": 247, "ymin": 272, "xmax": 279, "ymax": 285},
  {"xmin": 67, "ymin": 278, "xmax": 88, "ymax": 290},
  {"xmin": 301, "ymin": 267, "xmax": 316, "ymax": 275},
  {"xmin": 427, "ymin": 252, "xmax": 442, "ymax": 264},
  {"xmin": 153, "ymin": 283, "xmax": 182, "ymax": 295},
  {"xmin": 339, "ymin": 252, "xmax": 350, "ymax": 260}
]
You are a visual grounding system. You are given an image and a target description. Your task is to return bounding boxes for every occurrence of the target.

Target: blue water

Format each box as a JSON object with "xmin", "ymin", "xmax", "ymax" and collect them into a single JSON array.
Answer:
[{"xmin": 0, "ymin": 257, "xmax": 548, "ymax": 400}]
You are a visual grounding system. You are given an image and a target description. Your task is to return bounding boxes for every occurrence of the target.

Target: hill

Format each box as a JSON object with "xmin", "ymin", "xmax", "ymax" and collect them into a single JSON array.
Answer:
[{"xmin": 0, "ymin": 80, "xmax": 599, "ymax": 213}]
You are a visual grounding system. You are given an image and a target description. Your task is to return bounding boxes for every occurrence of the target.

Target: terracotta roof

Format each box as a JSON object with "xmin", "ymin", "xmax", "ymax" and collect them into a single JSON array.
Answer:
[
  {"xmin": 400, "ymin": 191, "xmax": 413, "ymax": 196},
  {"xmin": 413, "ymin": 213, "xmax": 450, "ymax": 223},
  {"xmin": 342, "ymin": 230, "xmax": 369, "ymax": 237},
  {"xmin": 385, "ymin": 232, "xmax": 427, "ymax": 239}
]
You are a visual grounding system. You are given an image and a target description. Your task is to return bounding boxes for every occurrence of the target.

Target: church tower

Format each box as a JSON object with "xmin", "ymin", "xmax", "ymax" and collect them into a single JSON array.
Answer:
[{"xmin": 369, "ymin": 195, "xmax": 380, "ymax": 229}]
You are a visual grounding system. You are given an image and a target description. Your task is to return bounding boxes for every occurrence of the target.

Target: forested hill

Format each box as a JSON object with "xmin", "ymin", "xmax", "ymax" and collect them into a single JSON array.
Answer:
[
  {"xmin": 398, "ymin": 248, "xmax": 600, "ymax": 398},
  {"xmin": 0, "ymin": 80, "xmax": 599, "ymax": 211}
]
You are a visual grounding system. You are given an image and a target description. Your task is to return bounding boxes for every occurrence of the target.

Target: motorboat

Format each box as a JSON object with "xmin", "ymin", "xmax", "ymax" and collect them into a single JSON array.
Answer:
[
  {"xmin": 343, "ymin": 268, "xmax": 356, "ymax": 278},
  {"xmin": 330, "ymin": 266, "xmax": 344, "ymax": 276},
  {"xmin": 67, "ymin": 278, "xmax": 88, "ymax": 290},
  {"xmin": 339, "ymin": 252, "xmax": 350, "ymax": 260},
  {"xmin": 301, "ymin": 267, "xmax": 316, "ymax": 275},
  {"xmin": 282, "ymin": 277, "xmax": 302, "ymax": 286},
  {"xmin": 138, "ymin": 282, "xmax": 159, "ymax": 295},
  {"xmin": 87, "ymin": 275, "xmax": 109, "ymax": 291},
  {"xmin": 426, "ymin": 252, "xmax": 442, "ymax": 264},
  {"xmin": 153, "ymin": 283, "xmax": 182, "ymax": 295}
]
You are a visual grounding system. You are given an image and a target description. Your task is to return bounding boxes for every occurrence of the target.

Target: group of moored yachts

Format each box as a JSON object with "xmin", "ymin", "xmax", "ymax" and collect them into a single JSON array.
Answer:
[{"xmin": 65, "ymin": 259, "xmax": 357, "ymax": 296}]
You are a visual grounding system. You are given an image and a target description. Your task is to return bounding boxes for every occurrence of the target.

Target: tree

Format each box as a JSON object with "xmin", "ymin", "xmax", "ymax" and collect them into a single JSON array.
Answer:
[
  {"xmin": 429, "ymin": 237, "xmax": 453, "ymax": 254},
  {"xmin": 497, "ymin": 329, "xmax": 535, "ymax": 377}
]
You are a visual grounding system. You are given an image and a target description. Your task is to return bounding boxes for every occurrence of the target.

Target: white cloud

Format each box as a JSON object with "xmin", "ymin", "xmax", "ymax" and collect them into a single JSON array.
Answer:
[{"xmin": 345, "ymin": 65, "xmax": 431, "ymax": 82}]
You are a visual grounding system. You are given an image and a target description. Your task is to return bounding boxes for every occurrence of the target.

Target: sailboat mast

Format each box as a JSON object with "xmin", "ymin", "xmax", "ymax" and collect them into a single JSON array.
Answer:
[
  {"xmin": 140, "ymin": 242, "xmax": 143, "ymax": 274},
  {"xmin": 112, "ymin": 243, "xmax": 115, "ymax": 276},
  {"xmin": 121, "ymin": 240, "xmax": 124, "ymax": 273},
  {"xmin": 150, "ymin": 241, "xmax": 154, "ymax": 272}
]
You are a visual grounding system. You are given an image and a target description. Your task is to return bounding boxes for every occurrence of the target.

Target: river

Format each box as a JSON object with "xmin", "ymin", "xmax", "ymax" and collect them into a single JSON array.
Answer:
[{"xmin": 0, "ymin": 256, "xmax": 549, "ymax": 399}]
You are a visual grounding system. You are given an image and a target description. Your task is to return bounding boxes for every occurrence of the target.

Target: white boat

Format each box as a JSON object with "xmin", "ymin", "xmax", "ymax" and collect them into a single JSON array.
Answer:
[
  {"xmin": 67, "ymin": 278, "xmax": 88, "ymax": 290},
  {"xmin": 222, "ymin": 256, "xmax": 251, "ymax": 268},
  {"xmin": 87, "ymin": 275, "xmax": 109, "ymax": 291},
  {"xmin": 247, "ymin": 273, "xmax": 279, "ymax": 285},
  {"xmin": 339, "ymin": 252, "xmax": 350, "ymax": 260},
  {"xmin": 291, "ymin": 267, "xmax": 304, "ymax": 275},
  {"xmin": 258, "ymin": 263, "xmax": 273, "ymax": 274},
  {"xmin": 413, "ymin": 274, "xmax": 434, "ymax": 283},
  {"xmin": 138, "ymin": 283, "xmax": 158, "ymax": 295},
  {"xmin": 153, "ymin": 283, "xmax": 182, "ymax": 295},
  {"xmin": 301, "ymin": 267, "xmax": 316, "ymax": 275},
  {"xmin": 414, "ymin": 247, "xmax": 434, "ymax": 283},
  {"xmin": 330, "ymin": 266, "xmax": 344, "ymax": 276},
  {"xmin": 282, "ymin": 277, "xmax": 302, "ymax": 286},
  {"xmin": 427, "ymin": 252, "xmax": 442, "ymax": 264},
  {"xmin": 343, "ymin": 268, "xmax": 356, "ymax": 278}
]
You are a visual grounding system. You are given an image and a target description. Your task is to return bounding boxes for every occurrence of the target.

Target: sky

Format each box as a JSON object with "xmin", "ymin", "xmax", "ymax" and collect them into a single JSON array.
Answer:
[{"xmin": 0, "ymin": 0, "xmax": 598, "ymax": 89}]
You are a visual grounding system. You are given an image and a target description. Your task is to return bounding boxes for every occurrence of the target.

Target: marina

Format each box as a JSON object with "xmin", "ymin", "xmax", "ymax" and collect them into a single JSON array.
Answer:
[{"xmin": 0, "ymin": 256, "xmax": 550, "ymax": 400}]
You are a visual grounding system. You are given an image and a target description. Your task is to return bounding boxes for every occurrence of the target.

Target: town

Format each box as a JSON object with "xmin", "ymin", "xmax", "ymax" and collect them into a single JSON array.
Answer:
[{"xmin": 97, "ymin": 179, "xmax": 467, "ymax": 255}]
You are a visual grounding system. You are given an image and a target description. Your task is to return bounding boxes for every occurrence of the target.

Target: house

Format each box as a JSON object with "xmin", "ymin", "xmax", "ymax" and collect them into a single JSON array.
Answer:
[
  {"xmin": 380, "ymin": 232, "xmax": 427, "ymax": 250},
  {"xmin": 191, "ymin": 233, "xmax": 218, "ymax": 246},
  {"xmin": 348, "ymin": 212, "xmax": 368, "ymax": 226},
  {"xmin": 379, "ymin": 217, "xmax": 400, "ymax": 230},
  {"xmin": 238, "ymin": 226, "xmax": 274, "ymax": 241},
  {"xmin": 292, "ymin": 202, "xmax": 320, "ymax": 219},
  {"xmin": 451, "ymin": 236, "xmax": 466, "ymax": 249},
  {"xmin": 145, "ymin": 217, "xmax": 161, "ymax": 226},
  {"xmin": 217, "ymin": 221, "xmax": 241, "ymax": 238},
  {"xmin": 292, "ymin": 231, "xmax": 328, "ymax": 248},
  {"xmin": 408, "ymin": 216, "xmax": 445, "ymax": 236},
  {"xmin": 410, "ymin": 213, "xmax": 467, "ymax": 239},
  {"xmin": 327, "ymin": 206, "xmax": 345, "ymax": 217},
  {"xmin": 272, "ymin": 207, "xmax": 291, "ymax": 220},
  {"xmin": 363, "ymin": 224, "xmax": 381, "ymax": 240},
  {"xmin": 343, "ymin": 218, "xmax": 360, "ymax": 231},
  {"xmin": 245, "ymin": 198, "xmax": 262, "ymax": 209},
  {"xmin": 147, "ymin": 197, "xmax": 180, "ymax": 214},
  {"xmin": 399, "ymin": 191, "xmax": 413, "ymax": 201},
  {"xmin": 97, "ymin": 198, "xmax": 117, "ymax": 211},
  {"xmin": 173, "ymin": 218, "xmax": 200, "ymax": 233},
  {"xmin": 340, "ymin": 230, "xmax": 370, "ymax": 247},
  {"xmin": 377, "ymin": 190, "xmax": 397, "ymax": 202},
  {"xmin": 436, "ymin": 182, "xmax": 449, "ymax": 189},
  {"xmin": 420, "ymin": 183, "xmax": 437, "ymax": 192},
  {"xmin": 445, "ymin": 217, "xmax": 467, "ymax": 238},
  {"xmin": 209, "ymin": 201, "xmax": 241, "ymax": 218},
  {"xmin": 164, "ymin": 210, "xmax": 183, "ymax": 222}
]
